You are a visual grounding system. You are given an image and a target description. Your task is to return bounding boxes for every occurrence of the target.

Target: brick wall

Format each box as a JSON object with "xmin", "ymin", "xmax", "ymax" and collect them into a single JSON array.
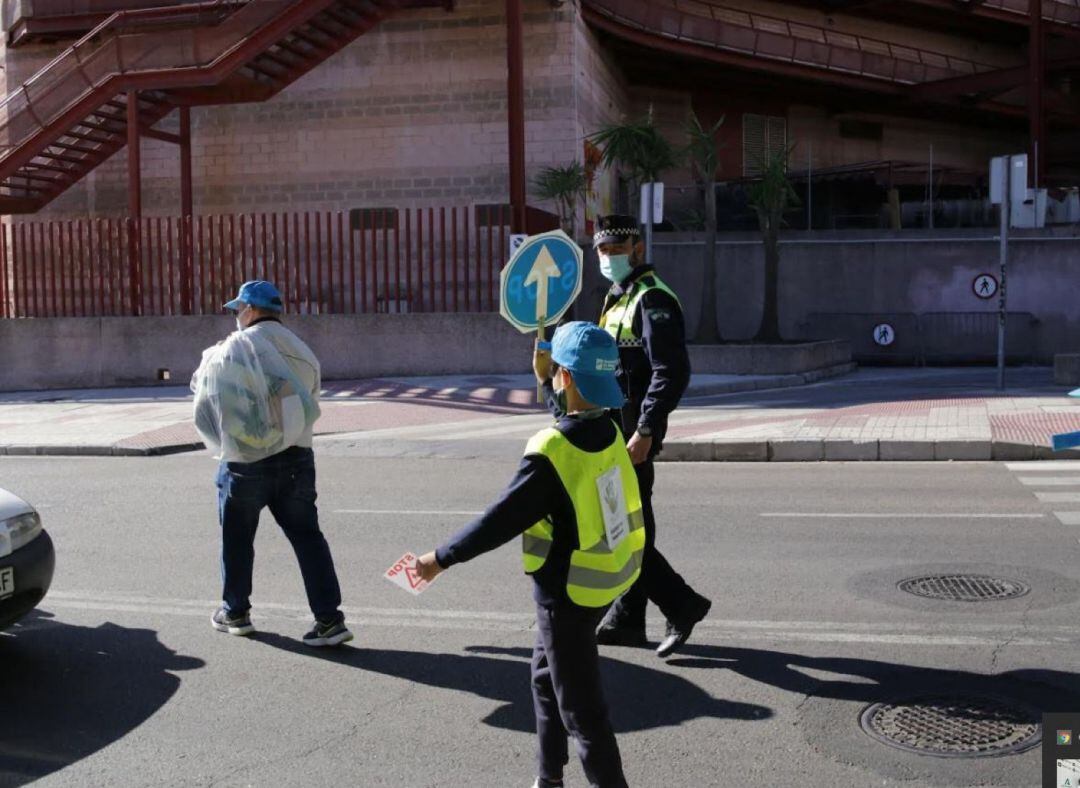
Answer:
[
  {"xmin": 10, "ymin": 0, "xmax": 585, "ymax": 219},
  {"xmin": 0, "ymin": 0, "xmax": 1026, "ymax": 223}
]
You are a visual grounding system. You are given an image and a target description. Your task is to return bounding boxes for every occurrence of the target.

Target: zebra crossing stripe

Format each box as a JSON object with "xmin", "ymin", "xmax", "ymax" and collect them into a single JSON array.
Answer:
[
  {"xmin": 1035, "ymin": 492, "xmax": 1080, "ymax": 503},
  {"xmin": 1018, "ymin": 476, "xmax": 1080, "ymax": 486},
  {"xmin": 1055, "ymin": 512, "xmax": 1080, "ymax": 526},
  {"xmin": 1006, "ymin": 461, "xmax": 1079, "ymax": 471}
]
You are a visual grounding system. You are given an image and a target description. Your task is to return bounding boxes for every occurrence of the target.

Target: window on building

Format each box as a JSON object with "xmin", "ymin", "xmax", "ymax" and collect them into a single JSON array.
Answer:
[{"xmin": 743, "ymin": 114, "xmax": 787, "ymax": 176}]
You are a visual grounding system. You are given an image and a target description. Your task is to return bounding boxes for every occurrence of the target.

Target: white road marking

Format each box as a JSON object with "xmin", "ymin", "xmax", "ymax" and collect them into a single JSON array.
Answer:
[
  {"xmin": 1055, "ymin": 512, "xmax": 1080, "ymax": 526},
  {"xmin": 333, "ymin": 509, "xmax": 483, "ymax": 516},
  {"xmin": 1034, "ymin": 492, "xmax": 1080, "ymax": 503},
  {"xmin": 38, "ymin": 590, "xmax": 1080, "ymax": 646},
  {"xmin": 1018, "ymin": 476, "xmax": 1080, "ymax": 486},
  {"xmin": 1006, "ymin": 461, "xmax": 1080, "ymax": 471},
  {"xmin": 759, "ymin": 512, "xmax": 1045, "ymax": 520}
]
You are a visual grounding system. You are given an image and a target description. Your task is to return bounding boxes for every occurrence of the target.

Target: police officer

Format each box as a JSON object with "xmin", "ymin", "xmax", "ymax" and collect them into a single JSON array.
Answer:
[
  {"xmin": 415, "ymin": 322, "xmax": 644, "ymax": 788},
  {"xmin": 591, "ymin": 214, "xmax": 711, "ymax": 658}
]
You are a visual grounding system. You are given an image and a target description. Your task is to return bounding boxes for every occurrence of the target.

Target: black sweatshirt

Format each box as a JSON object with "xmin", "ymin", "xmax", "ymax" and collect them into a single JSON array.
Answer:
[{"xmin": 434, "ymin": 413, "xmax": 619, "ymax": 607}]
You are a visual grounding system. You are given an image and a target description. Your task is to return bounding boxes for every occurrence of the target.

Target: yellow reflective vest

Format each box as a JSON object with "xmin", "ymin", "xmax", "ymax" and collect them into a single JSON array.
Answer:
[
  {"xmin": 521, "ymin": 425, "xmax": 646, "ymax": 608},
  {"xmin": 599, "ymin": 272, "xmax": 681, "ymax": 349}
]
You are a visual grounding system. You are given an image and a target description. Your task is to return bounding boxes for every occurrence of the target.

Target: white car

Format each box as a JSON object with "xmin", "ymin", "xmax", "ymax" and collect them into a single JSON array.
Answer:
[{"xmin": 0, "ymin": 487, "xmax": 54, "ymax": 630}]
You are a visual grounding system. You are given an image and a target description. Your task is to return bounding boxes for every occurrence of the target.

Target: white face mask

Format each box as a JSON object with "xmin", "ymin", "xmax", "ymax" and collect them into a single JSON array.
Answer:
[{"xmin": 599, "ymin": 253, "xmax": 633, "ymax": 283}]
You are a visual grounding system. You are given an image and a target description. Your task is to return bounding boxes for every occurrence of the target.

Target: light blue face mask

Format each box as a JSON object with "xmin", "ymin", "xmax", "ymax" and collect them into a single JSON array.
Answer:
[{"xmin": 599, "ymin": 253, "xmax": 633, "ymax": 283}]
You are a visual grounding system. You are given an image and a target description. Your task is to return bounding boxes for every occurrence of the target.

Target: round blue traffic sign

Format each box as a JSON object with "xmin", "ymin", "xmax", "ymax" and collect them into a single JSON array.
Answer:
[{"xmin": 499, "ymin": 230, "xmax": 583, "ymax": 333}]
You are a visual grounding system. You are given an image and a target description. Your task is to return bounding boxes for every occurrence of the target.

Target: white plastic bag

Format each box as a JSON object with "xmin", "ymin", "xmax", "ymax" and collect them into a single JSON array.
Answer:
[{"xmin": 191, "ymin": 330, "xmax": 318, "ymax": 463}]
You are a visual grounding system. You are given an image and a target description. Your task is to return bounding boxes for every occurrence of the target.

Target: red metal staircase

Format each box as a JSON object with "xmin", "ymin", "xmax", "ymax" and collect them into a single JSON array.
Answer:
[{"xmin": 0, "ymin": 0, "xmax": 447, "ymax": 214}]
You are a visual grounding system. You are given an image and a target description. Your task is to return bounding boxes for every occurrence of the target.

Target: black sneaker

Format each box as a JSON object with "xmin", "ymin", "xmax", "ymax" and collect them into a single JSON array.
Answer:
[
  {"xmin": 532, "ymin": 778, "xmax": 564, "ymax": 788},
  {"xmin": 302, "ymin": 618, "xmax": 354, "ymax": 647},
  {"xmin": 211, "ymin": 606, "xmax": 254, "ymax": 636}
]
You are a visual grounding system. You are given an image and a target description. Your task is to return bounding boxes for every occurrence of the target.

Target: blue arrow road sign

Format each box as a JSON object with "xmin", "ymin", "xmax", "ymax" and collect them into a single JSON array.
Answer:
[{"xmin": 499, "ymin": 229, "xmax": 583, "ymax": 333}]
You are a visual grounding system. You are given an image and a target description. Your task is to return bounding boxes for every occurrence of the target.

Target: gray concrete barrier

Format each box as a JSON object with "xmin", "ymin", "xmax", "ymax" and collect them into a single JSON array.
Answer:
[
  {"xmin": 1056, "ymin": 354, "xmax": 1080, "ymax": 386},
  {"xmin": 653, "ymin": 229, "xmax": 1080, "ymax": 363},
  {"xmin": 688, "ymin": 339, "xmax": 851, "ymax": 375},
  {"xmin": 0, "ymin": 313, "xmax": 536, "ymax": 392}
]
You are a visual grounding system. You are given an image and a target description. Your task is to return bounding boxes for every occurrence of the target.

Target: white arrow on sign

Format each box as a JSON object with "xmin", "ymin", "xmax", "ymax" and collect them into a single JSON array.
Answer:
[{"xmin": 524, "ymin": 243, "xmax": 561, "ymax": 324}]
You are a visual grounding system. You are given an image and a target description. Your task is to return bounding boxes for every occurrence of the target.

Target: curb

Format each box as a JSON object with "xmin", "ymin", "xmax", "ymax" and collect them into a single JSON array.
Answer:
[
  {"xmin": 0, "ymin": 442, "xmax": 204, "ymax": 458},
  {"xmin": 685, "ymin": 362, "xmax": 857, "ymax": 398},
  {"xmin": 658, "ymin": 439, "xmax": 1080, "ymax": 462}
]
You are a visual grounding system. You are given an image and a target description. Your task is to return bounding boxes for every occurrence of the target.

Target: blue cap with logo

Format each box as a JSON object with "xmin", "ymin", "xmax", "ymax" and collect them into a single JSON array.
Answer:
[
  {"xmin": 551, "ymin": 321, "xmax": 625, "ymax": 409},
  {"xmin": 223, "ymin": 280, "xmax": 284, "ymax": 313}
]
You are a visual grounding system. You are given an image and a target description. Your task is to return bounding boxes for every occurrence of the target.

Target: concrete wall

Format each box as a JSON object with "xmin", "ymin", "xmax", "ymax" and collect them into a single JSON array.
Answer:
[
  {"xmin": 653, "ymin": 229, "xmax": 1080, "ymax": 363},
  {"xmin": 0, "ymin": 313, "xmax": 534, "ymax": 392}
]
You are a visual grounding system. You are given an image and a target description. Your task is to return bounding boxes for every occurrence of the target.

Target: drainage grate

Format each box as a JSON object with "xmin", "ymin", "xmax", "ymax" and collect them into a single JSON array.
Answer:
[
  {"xmin": 860, "ymin": 693, "xmax": 1042, "ymax": 758},
  {"xmin": 897, "ymin": 574, "xmax": 1030, "ymax": 602}
]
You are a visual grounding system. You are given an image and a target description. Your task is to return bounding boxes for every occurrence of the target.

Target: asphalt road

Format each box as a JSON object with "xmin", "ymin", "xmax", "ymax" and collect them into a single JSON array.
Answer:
[{"xmin": 2, "ymin": 452, "xmax": 1079, "ymax": 787}]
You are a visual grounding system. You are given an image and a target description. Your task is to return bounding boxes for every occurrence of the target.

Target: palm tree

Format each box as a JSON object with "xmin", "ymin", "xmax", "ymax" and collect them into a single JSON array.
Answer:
[
  {"xmin": 531, "ymin": 162, "xmax": 588, "ymax": 239},
  {"xmin": 589, "ymin": 109, "xmax": 678, "ymax": 264},
  {"xmin": 748, "ymin": 145, "xmax": 800, "ymax": 343},
  {"xmin": 683, "ymin": 111, "xmax": 725, "ymax": 344}
]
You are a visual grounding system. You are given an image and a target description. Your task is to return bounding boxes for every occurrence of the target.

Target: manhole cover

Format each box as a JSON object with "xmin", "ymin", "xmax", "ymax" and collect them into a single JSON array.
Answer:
[
  {"xmin": 860, "ymin": 693, "xmax": 1041, "ymax": 758},
  {"xmin": 897, "ymin": 574, "xmax": 1030, "ymax": 602}
]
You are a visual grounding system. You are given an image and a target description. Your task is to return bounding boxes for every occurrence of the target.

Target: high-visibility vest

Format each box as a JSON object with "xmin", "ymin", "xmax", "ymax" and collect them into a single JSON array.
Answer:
[
  {"xmin": 521, "ymin": 425, "xmax": 646, "ymax": 607},
  {"xmin": 599, "ymin": 273, "xmax": 681, "ymax": 349}
]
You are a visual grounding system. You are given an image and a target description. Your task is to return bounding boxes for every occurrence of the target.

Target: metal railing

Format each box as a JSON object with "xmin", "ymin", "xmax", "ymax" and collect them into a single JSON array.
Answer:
[
  {"xmin": 981, "ymin": 0, "xmax": 1080, "ymax": 26},
  {"xmin": 585, "ymin": 0, "xmax": 1001, "ymax": 85},
  {"xmin": 0, "ymin": 205, "xmax": 517, "ymax": 318}
]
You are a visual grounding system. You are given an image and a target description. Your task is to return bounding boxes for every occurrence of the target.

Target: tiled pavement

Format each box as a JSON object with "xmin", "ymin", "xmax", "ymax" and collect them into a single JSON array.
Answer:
[{"xmin": 1, "ymin": 367, "xmax": 1077, "ymax": 461}]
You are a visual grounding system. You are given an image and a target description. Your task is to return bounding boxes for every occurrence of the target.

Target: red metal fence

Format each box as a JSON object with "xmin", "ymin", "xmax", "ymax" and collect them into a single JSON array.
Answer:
[{"xmin": 0, "ymin": 205, "xmax": 530, "ymax": 318}]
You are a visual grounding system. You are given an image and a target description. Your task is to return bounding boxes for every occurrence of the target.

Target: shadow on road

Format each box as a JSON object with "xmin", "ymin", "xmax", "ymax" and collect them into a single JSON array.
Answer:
[
  {"xmin": 251, "ymin": 633, "xmax": 771, "ymax": 732},
  {"xmin": 666, "ymin": 643, "xmax": 1080, "ymax": 714},
  {"xmin": 0, "ymin": 610, "xmax": 204, "ymax": 788}
]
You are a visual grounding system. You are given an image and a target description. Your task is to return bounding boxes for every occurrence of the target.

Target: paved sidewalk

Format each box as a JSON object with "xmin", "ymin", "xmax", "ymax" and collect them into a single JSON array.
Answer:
[
  {"xmin": 662, "ymin": 367, "xmax": 1080, "ymax": 462},
  {"xmin": 0, "ymin": 366, "xmax": 1076, "ymax": 460},
  {"xmin": 0, "ymin": 366, "xmax": 848, "ymax": 457}
]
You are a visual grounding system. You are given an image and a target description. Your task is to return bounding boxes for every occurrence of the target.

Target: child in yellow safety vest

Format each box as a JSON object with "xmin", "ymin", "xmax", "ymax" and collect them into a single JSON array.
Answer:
[{"xmin": 415, "ymin": 321, "xmax": 645, "ymax": 788}]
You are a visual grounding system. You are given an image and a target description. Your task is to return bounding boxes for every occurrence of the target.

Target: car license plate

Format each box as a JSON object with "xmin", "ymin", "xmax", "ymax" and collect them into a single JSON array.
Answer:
[{"xmin": 0, "ymin": 567, "xmax": 13, "ymax": 600}]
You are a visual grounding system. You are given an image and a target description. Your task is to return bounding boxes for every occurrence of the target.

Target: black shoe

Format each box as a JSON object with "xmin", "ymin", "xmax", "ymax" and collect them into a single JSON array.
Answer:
[
  {"xmin": 302, "ymin": 618, "xmax": 354, "ymax": 647},
  {"xmin": 532, "ymin": 778, "xmax": 564, "ymax": 788},
  {"xmin": 595, "ymin": 623, "xmax": 648, "ymax": 647},
  {"xmin": 656, "ymin": 597, "xmax": 712, "ymax": 658},
  {"xmin": 211, "ymin": 606, "xmax": 254, "ymax": 636}
]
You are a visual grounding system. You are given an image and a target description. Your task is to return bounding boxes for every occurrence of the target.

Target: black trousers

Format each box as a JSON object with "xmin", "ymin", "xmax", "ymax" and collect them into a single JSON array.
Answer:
[
  {"xmin": 532, "ymin": 602, "xmax": 628, "ymax": 788},
  {"xmin": 608, "ymin": 459, "xmax": 701, "ymax": 627}
]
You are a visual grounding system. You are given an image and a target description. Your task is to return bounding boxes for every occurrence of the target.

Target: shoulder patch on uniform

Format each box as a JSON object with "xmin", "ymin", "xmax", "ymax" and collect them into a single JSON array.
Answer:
[{"xmin": 646, "ymin": 307, "xmax": 673, "ymax": 322}]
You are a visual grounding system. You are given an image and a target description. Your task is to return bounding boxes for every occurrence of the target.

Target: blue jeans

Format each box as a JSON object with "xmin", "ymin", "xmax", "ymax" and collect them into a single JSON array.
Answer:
[{"xmin": 216, "ymin": 446, "xmax": 343, "ymax": 623}]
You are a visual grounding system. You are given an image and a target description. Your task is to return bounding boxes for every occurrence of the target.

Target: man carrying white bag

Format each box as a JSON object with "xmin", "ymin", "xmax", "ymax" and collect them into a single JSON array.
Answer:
[{"xmin": 192, "ymin": 280, "xmax": 352, "ymax": 647}]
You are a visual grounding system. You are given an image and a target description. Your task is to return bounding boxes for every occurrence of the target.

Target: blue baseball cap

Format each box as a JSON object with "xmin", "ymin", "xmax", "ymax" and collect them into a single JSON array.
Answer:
[
  {"xmin": 551, "ymin": 321, "xmax": 625, "ymax": 409},
  {"xmin": 223, "ymin": 280, "xmax": 284, "ymax": 313}
]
